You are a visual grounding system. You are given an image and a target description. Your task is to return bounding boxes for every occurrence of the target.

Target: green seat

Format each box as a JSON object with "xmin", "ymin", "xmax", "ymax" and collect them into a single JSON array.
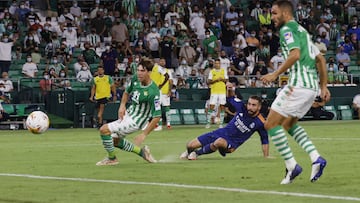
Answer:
[
  {"xmin": 337, "ymin": 105, "xmax": 353, "ymax": 120},
  {"xmin": 2, "ymin": 104, "xmax": 16, "ymax": 115},
  {"xmin": 15, "ymin": 104, "xmax": 29, "ymax": 117},
  {"xmin": 191, "ymin": 93, "xmax": 203, "ymax": 101},
  {"xmin": 179, "ymin": 94, "xmax": 191, "ymax": 101},
  {"xmin": 180, "ymin": 109, "xmax": 196, "ymax": 125},
  {"xmin": 348, "ymin": 66, "xmax": 359, "ymax": 73},
  {"xmin": 194, "ymin": 108, "xmax": 207, "ymax": 124},
  {"xmin": 169, "ymin": 109, "xmax": 182, "ymax": 125},
  {"xmin": 324, "ymin": 105, "xmax": 338, "ymax": 120}
]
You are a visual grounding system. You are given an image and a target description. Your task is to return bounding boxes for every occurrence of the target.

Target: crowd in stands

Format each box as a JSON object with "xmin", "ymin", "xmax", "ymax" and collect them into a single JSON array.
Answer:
[{"xmin": 0, "ymin": 0, "xmax": 359, "ymax": 105}]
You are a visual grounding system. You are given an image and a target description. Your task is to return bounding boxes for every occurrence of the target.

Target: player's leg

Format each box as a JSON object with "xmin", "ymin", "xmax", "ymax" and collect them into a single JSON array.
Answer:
[
  {"xmin": 96, "ymin": 123, "xmax": 119, "ymax": 166},
  {"xmin": 284, "ymin": 118, "xmax": 327, "ymax": 182},
  {"xmin": 218, "ymin": 94, "xmax": 227, "ymax": 128},
  {"xmin": 163, "ymin": 94, "xmax": 171, "ymax": 129},
  {"xmin": 110, "ymin": 114, "xmax": 143, "ymax": 157},
  {"xmin": 195, "ymin": 137, "xmax": 228, "ymax": 156},
  {"xmin": 180, "ymin": 132, "xmax": 216, "ymax": 159}
]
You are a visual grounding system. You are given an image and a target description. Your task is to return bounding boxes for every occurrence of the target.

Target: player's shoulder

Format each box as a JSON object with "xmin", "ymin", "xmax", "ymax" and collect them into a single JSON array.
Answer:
[{"xmin": 256, "ymin": 113, "xmax": 266, "ymax": 124}]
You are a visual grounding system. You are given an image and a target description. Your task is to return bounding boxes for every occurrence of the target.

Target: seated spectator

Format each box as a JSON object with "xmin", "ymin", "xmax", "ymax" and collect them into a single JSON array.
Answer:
[
  {"xmin": 336, "ymin": 63, "xmax": 349, "ymax": 84},
  {"xmin": 327, "ymin": 63, "xmax": 336, "ymax": 84},
  {"xmin": 314, "ymin": 35, "xmax": 327, "ymax": 55},
  {"xmin": 308, "ymin": 96, "xmax": 335, "ymax": 120},
  {"xmin": 268, "ymin": 48, "xmax": 284, "ymax": 73},
  {"xmin": 82, "ymin": 42, "xmax": 98, "ymax": 64},
  {"xmin": 336, "ymin": 46, "xmax": 351, "ymax": 69},
  {"xmin": 48, "ymin": 55, "xmax": 66, "ymax": 74},
  {"xmin": 22, "ymin": 55, "xmax": 38, "ymax": 78},
  {"xmin": 338, "ymin": 36, "xmax": 356, "ymax": 55},
  {"xmin": 353, "ymin": 93, "xmax": 360, "ymax": 120},
  {"xmin": 326, "ymin": 57, "xmax": 338, "ymax": 73},
  {"xmin": 57, "ymin": 69, "xmax": 71, "ymax": 88},
  {"xmin": 73, "ymin": 56, "xmax": 89, "ymax": 76},
  {"xmin": 31, "ymin": 46, "xmax": 42, "ymax": 64},
  {"xmin": 0, "ymin": 72, "xmax": 13, "ymax": 93},
  {"xmin": 228, "ymin": 69, "xmax": 239, "ymax": 87},
  {"xmin": 0, "ymin": 90, "xmax": 10, "ymax": 104},
  {"xmin": 185, "ymin": 69, "xmax": 202, "ymax": 89},
  {"xmin": 76, "ymin": 65, "xmax": 93, "ymax": 83},
  {"xmin": 0, "ymin": 102, "xmax": 10, "ymax": 122}
]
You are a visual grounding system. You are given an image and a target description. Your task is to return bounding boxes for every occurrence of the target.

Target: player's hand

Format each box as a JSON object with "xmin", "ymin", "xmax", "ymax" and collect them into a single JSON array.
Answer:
[
  {"xmin": 118, "ymin": 106, "xmax": 126, "ymax": 120},
  {"xmin": 134, "ymin": 133, "xmax": 146, "ymax": 146},
  {"xmin": 260, "ymin": 73, "xmax": 277, "ymax": 84},
  {"xmin": 320, "ymin": 87, "xmax": 331, "ymax": 102},
  {"xmin": 89, "ymin": 97, "xmax": 94, "ymax": 102}
]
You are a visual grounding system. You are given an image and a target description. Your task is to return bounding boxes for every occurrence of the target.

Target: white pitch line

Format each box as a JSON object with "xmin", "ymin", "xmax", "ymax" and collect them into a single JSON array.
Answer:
[{"xmin": 0, "ymin": 173, "xmax": 359, "ymax": 201}]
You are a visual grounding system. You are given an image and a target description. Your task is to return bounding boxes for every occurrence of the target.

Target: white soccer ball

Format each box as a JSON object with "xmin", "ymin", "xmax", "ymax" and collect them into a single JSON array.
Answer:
[{"xmin": 26, "ymin": 111, "xmax": 50, "ymax": 134}]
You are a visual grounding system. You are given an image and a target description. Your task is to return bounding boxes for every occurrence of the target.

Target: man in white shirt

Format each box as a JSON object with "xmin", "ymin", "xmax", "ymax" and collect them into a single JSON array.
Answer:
[
  {"xmin": 76, "ymin": 65, "xmax": 93, "ymax": 82},
  {"xmin": 314, "ymin": 36, "xmax": 327, "ymax": 55},
  {"xmin": 62, "ymin": 25, "xmax": 78, "ymax": 49},
  {"xmin": 190, "ymin": 12, "xmax": 205, "ymax": 40},
  {"xmin": 146, "ymin": 27, "xmax": 161, "ymax": 58},
  {"xmin": 70, "ymin": 1, "xmax": 81, "ymax": 18},
  {"xmin": 0, "ymin": 34, "xmax": 14, "ymax": 75},
  {"xmin": 22, "ymin": 56, "xmax": 38, "ymax": 78},
  {"xmin": 219, "ymin": 50, "xmax": 230, "ymax": 72},
  {"xmin": 268, "ymin": 48, "xmax": 285, "ymax": 73},
  {"xmin": 0, "ymin": 72, "xmax": 13, "ymax": 93}
]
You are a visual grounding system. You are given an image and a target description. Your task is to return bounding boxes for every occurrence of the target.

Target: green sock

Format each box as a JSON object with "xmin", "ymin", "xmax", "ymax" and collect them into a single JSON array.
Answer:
[
  {"xmin": 100, "ymin": 134, "xmax": 116, "ymax": 159},
  {"xmin": 207, "ymin": 109, "xmax": 214, "ymax": 124},
  {"xmin": 117, "ymin": 138, "xmax": 142, "ymax": 156},
  {"xmin": 288, "ymin": 124, "xmax": 320, "ymax": 162},
  {"xmin": 269, "ymin": 125, "xmax": 297, "ymax": 170}
]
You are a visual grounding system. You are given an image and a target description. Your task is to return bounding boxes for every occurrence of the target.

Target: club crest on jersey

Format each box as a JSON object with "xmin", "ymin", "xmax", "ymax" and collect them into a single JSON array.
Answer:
[
  {"xmin": 284, "ymin": 32, "xmax": 294, "ymax": 44},
  {"xmin": 154, "ymin": 99, "xmax": 161, "ymax": 111},
  {"xmin": 144, "ymin": 91, "xmax": 148, "ymax": 96},
  {"xmin": 239, "ymin": 113, "xmax": 243, "ymax": 117},
  {"xmin": 250, "ymin": 122, "xmax": 255, "ymax": 129}
]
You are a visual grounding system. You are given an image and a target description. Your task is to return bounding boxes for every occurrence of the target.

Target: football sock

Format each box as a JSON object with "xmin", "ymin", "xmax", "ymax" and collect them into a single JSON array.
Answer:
[
  {"xmin": 288, "ymin": 124, "xmax": 320, "ymax": 163},
  {"xmin": 165, "ymin": 106, "xmax": 171, "ymax": 125},
  {"xmin": 158, "ymin": 118, "xmax": 162, "ymax": 127},
  {"xmin": 219, "ymin": 109, "xmax": 225, "ymax": 125},
  {"xmin": 117, "ymin": 138, "xmax": 142, "ymax": 156},
  {"xmin": 195, "ymin": 144, "xmax": 215, "ymax": 156},
  {"xmin": 100, "ymin": 134, "xmax": 116, "ymax": 159},
  {"xmin": 207, "ymin": 109, "xmax": 214, "ymax": 124},
  {"xmin": 269, "ymin": 126, "xmax": 297, "ymax": 170}
]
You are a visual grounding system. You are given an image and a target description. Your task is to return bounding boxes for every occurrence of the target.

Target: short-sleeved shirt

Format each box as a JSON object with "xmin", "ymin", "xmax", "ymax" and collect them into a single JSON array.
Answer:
[
  {"xmin": 126, "ymin": 75, "xmax": 161, "ymax": 127},
  {"xmin": 279, "ymin": 20, "xmax": 320, "ymax": 90}
]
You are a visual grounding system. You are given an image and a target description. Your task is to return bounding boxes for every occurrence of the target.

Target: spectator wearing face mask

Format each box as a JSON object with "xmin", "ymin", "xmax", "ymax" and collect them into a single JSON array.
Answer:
[
  {"xmin": 22, "ymin": 55, "xmax": 38, "ymax": 78},
  {"xmin": 100, "ymin": 43, "xmax": 119, "ymax": 76},
  {"xmin": 39, "ymin": 71, "xmax": 52, "ymax": 102},
  {"xmin": 179, "ymin": 40, "xmax": 196, "ymax": 67},
  {"xmin": 62, "ymin": 24, "xmax": 78, "ymax": 50},
  {"xmin": 335, "ymin": 63, "xmax": 349, "ymax": 84},
  {"xmin": 314, "ymin": 35, "xmax": 327, "ymax": 55},
  {"xmin": 0, "ymin": 34, "xmax": 15, "ymax": 75},
  {"xmin": 146, "ymin": 26, "xmax": 161, "ymax": 59},
  {"xmin": 48, "ymin": 55, "xmax": 66, "ymax": 73},
  {"xmin": 70, "ymin": 1, "xmax": 81, "ymax": 18},
  {"xmin": 268, "ymin": 48, "xmax": 285, "ymax": 73},
  {"xmin": 57, "ymin": 69, "xmax": 71, "ymax": 88},
  {"xmin": 76, "ymin": 64, "xmax": 93, "ymax": 82},
  {"xmin": 0, "ymin": 72, "xmax": 13, "ymax": 93},
  {"xmin": 15, "ymin": 1, "xmax": 30, "ymax": 24},
  {"xmin": 111, "ymin": 19, "xmax": 128, "ymax": 44}
]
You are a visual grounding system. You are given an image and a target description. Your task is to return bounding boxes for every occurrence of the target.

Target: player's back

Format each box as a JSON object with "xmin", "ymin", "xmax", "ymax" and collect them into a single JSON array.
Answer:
[{"xmin": 280, "ymin": 20, "xmax": 319, "ymax": 90}]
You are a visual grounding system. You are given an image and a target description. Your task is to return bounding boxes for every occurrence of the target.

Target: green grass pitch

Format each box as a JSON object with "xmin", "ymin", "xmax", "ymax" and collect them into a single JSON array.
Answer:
[{"xmin": 0, "ymin": 120, "xmax": 359, "ymax": 203}]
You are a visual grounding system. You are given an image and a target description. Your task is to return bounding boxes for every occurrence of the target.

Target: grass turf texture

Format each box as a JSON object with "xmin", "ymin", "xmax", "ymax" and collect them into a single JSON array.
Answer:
[{"xmin": 0, "ymin": 120, "xmax": 359, "ymax": 203}]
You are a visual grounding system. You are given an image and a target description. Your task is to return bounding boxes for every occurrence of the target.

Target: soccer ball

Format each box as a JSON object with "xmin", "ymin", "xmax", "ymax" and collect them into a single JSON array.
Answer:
[{"xmin": 26, "ymin": 111, "xmax": 50, "ymax": 134}]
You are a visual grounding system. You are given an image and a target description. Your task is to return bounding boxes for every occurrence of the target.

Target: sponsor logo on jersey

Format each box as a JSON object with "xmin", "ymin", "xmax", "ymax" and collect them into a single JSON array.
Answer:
[
  {"xmin": 284, "ymin": 32, "xmax": 294, "ymax": 44},
  {"xmin": 154, "ymin": 99, "xmax": 161, "ymax": 111},
  {"xmin": 250, "ymin": 122, "xmax": 255, "ymax": 129},
  {"xmin": 144, "ymin": 91, "xmax": 148, "ymax": 96}
]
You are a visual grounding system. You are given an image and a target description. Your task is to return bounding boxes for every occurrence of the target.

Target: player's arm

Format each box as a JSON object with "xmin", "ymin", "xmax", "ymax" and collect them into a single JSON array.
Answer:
[
  {"xmin": 134, "ymin": 93, "xmax": 161, "ymax": 146},
  {"xmin": 315, "ymin": 53, "xmax": 331, "ymax": 102},
  {"xmin": 258, "ymin": 127, "xmax": 270, "ymax": 158},
  {"xmin": 89, "ymin": 84, "xmax": 95, "ymax": 102}
]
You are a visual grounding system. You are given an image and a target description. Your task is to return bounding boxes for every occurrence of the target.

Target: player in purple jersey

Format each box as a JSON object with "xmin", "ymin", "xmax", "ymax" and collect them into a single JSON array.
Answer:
[{"xmin": 180, "ymin": 92, "xmax": 269, "ymax": 160}]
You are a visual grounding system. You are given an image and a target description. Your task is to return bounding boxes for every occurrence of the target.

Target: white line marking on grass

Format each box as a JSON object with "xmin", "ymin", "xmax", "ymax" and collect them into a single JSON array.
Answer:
[{"xmin": 0, "ymin": 173, "xmax": 359, "ymax": 201}]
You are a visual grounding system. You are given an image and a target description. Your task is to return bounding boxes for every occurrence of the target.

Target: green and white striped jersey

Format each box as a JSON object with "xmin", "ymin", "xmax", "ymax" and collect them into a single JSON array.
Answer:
[
  {"xmin": 126, "ymin": 75, "xmax": 161, "ymax": 128},
  {"xmin": 280, "ymin": 20, "xmax": 320, "ymax": 90}
]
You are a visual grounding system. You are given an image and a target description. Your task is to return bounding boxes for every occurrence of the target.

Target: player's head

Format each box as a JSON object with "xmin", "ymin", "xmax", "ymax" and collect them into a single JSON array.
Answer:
[
  {"xmin": 159, "ymin": 57, "xmax": 166, "ymax": 67},
  {"xmin": 246, "ymin": 95, "xmax": 262, "ymax": 117},
  {"xmin": 97, "ymin": 66, "xmax": 104, "ymax": 76},
  {"xmin": 137, "ymin": 57, "xmax": 154, "ymax": 83},
  {"xmin": 214, "ymin": 58, "xmax": 221, "ymax": 69},
  {"xmin": 271, "ymin": 0, "xmax": 294, "ymax": 28}
]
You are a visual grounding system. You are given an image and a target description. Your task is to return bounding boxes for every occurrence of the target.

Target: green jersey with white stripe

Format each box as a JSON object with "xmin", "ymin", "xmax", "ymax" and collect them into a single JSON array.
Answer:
[
  {"xmin": 126, "ymin": 75, "xmax": 161, "ymax": 127},
  {"xmin": 280, "ymin": 20, "xmax": 320, "ymax": 90}
]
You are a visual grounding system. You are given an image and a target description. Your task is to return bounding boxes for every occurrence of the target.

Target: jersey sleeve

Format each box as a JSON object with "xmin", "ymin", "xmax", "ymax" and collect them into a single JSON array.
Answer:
[
  {"xmin": 227, "ymin": 96, "xmax": 244, "ymax": 112},
  {"xmin": 108, "ymin": 75, "xmax": 114, "ymax": 85},
  {"xmin": 125, "ymin": 75, "xmax": 136, "ymax": 93},
  {"xmin": 257, "ymin": 126, "xmax": 269, "ymax": 145},
  {"xmin": 157, "ymin": 65, "xmax": 167, "ymax": 75},
  {"xmin": 150, "ymin": 88, "xmax": 162, "ymax": 118},
  {"xmin": 280, "ymin": 25, "xmax": 300, "ymax": 51}
]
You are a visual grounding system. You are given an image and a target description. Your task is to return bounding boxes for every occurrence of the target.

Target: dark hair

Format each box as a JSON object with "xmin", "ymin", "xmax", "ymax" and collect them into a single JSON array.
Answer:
[
  {"xmin": 249, "ymin": 95, "xmax": 262, "ymax": 105},
  {"xmin": 139, "ymin": 57, "xmax": 154, "ymax": 71},
  {"xmin": 273, "ymin": 0, "xmax": 294, "ymax": 13}
]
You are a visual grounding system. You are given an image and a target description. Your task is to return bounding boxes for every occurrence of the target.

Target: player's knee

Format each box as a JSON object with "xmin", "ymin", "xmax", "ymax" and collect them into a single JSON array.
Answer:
[
  {"xmin": 214, "ymin": 138, "xmax": 227, "ymax": 148},
  {"xmin": 187, "ymin": 139, "xmax": 200, "ymax": 149},
  {"xmin": 99, "ymin": 124, "xmax": 110, "ymax": 134}
]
